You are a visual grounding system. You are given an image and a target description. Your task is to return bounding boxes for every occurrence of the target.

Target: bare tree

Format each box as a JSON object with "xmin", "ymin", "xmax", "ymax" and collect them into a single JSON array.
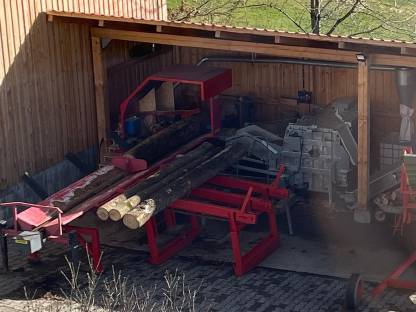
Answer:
[{"xmin": 168, "ymin": 0, "xmax": 416, "ymax": 40}]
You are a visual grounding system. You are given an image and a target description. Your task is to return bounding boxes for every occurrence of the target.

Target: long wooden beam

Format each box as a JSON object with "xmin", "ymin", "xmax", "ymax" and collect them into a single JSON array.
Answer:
[
  {"xmin": 91, "ymin": 36, "xmax": 108, "ymax": 161},
  {"xmin": 356, "ymin": 57, "xmax": 370, "ymax": 222},
  {"xmin": 91, "ymin": 27, "xmax": 358, "ymax": 63},
  {"xmin": 91, "ymin": 27, "xmax": 416, "ymax": 68},
  {"xmin": 48, "ymin": 11, "xmax": 416, "ymax": 50}
]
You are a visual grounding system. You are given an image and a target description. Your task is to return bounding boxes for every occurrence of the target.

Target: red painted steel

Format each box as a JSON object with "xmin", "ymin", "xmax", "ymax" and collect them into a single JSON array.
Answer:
[
  {"xmin": 372, "ymin": 149, "xmax": 416, "ymax": 297},
  {"xmin": 0, "ymin": 66, "xmax": 231, "ymax": 272},
  {"xmin": 0, "ymin": 202, "xmax": 63, "ymax": 234},
  {"xmin": 63, "ymin": 225, "xmax": 103, "ymax": 273},
  {"xmin": 372, "ymin": 251, "xmax": 416, "ymax": 296},
  {"xmin": 208, "ymin": 175, "xmax": 289, "ymax": 200},
  {"xmin": 111, "ymin": 156, "xmax": 147, "ymax": 173},
  {"xmin": 144, "ymin": 175, "xmax": 286, "ymax": 276},
  {"xmin": 119, "ymin": 65, "xmax": 232, "ymax": 136}
]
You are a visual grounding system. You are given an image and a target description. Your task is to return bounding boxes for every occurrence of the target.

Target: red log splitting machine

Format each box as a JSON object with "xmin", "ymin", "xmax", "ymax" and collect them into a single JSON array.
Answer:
[
  {"xmin": 0, "ymin": 65, "xmax": 286, "ymax": 276},
  {"xmin": 0, "ymin": 65, "xmax": 231, "ymax": 273}
]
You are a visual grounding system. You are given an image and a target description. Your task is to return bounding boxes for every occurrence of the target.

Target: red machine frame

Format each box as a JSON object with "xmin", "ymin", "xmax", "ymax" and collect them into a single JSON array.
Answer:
[
  {"xmin": 0, "ymin": 65, "xmax": 232, "ymax": 273},
  {"xmin": 145, "ymin": 166, "xmax": 288, "ymax": 276},
  {"xmin": 372, "ymin": 147, "xmax": 416, "ymax": 297},
  {"xmin": 347, "ymin": 148, "xmax": 416, "ymax": 309},
  {"xmin": 119, "ymin": 65, "xmax": 232, "ymax": 137}
]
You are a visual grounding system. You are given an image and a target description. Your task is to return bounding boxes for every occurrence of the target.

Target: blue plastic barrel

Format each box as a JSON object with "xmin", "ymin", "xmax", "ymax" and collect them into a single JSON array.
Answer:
[{"xmin": 125, "ymin": 116, "xmax": 140, "ymax": 137}]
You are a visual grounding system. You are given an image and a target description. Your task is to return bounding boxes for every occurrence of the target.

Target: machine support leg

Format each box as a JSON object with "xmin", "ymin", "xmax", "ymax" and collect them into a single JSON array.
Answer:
[
  {"xmin": 229, "ymin": 218, "xmax": 244, "ymax": 275},
  {"xmin": 64, "ymin": 226, "xmax": 103, "ymax": 273},
  {"xmin": 0, "ymin": 233, "xmax": 9, "ymax": 272},
  {"xmin": 68, "ymin": 231, "xmax": 80, "ymax": 269}
]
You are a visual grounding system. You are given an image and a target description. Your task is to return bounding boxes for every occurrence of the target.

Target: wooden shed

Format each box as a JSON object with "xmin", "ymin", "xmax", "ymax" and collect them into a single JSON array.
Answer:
[{"xmin": 2, "ymin": 2, "xmax": 416, "ymax": 218}]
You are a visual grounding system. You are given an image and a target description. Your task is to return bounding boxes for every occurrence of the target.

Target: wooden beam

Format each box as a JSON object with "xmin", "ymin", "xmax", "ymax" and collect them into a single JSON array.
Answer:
[
  {"xmin": 91, "ymin": 27, "xmax": 358, "ymax": 63},
  {"xmin": 357, "ymin": 57, "xmax": 370, "ymax": 218},
  {"xmin": 49, "ymin": 11, "xmax": 416, "ymax": 51},
  {"xmin": 91, "ymin": 36, "xmax": 108, "ymax": 162},
  {"xmin": 90, "ymin": 27, "xmax": 416, "ymax": 68},
  {"xmin": 371, "ymin": 53, "xmax": 416, "ymax": 68}
]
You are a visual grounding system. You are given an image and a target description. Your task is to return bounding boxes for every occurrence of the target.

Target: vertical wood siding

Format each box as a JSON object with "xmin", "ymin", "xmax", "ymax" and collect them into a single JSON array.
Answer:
[
  {"xmin": 0, "ymin": 0, "xmax": 165, "ymax": 189},
  {"xmin": 106, "ymin": 45, "xmax": 405, "ymax": 171},
  {"xmin": 171, "ymin": 46, "xmax": 407, "ymax": 168}
]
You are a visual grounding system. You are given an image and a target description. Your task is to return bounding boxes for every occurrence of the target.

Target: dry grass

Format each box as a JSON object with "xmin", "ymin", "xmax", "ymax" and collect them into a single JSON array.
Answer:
[{"xmin": 23, "ymin": 255, "xmax": 207, "ymax": 312}]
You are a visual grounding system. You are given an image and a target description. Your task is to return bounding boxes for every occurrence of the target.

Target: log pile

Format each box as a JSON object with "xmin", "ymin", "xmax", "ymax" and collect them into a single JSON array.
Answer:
[
  {"xmin": 97, "ymin": 141, "xmax": 247, "ymax": 229},
  {"xmin": 125, "ymin": 114, "xmax": 205, "ymax": 162},
  {"xmin": 51, "ymin": 116, "xmax": 205, "ymax": 213}
]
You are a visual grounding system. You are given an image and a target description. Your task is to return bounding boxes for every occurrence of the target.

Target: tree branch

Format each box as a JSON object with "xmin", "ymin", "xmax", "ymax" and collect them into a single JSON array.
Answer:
[
  {"xmin": 348, "ymin": 24, "xmax": 383, "ymax": 37},
  {"xmin": 326, "ymin": 0, "xmax": 361, "ymax": 35}
]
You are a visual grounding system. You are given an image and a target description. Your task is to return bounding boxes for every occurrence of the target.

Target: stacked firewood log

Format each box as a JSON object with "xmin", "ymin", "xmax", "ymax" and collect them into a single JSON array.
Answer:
[
  {"xmin": 51, "ymin": 115, "xmax": 206, "ymax": 213},
  {"xmin": 97, "ymin": 141, "xmax": 247, "ymax": 229}
]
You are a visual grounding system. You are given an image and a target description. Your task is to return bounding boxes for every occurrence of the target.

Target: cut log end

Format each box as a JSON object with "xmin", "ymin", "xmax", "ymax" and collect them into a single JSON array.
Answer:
[
  {"xmin": 96, "ymin": 194, "xmax": 127, "ymax": 221},
  {"xmin": 96, "ymin": 207, "xmax": 109, "ymax": 221},
  {"xmin": 109, "ymin": 195, "xmax": 141, "ymax": 221},
  {"xmin": 123, "ymin": 199, "xmax": 155, "ymax": 229}
]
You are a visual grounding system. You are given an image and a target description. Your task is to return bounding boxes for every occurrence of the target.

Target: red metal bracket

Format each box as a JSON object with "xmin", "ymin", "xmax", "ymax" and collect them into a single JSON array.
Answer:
[
  {"xmin": 111, "ymin": 156, "xmax": 147, "ymax": 173},
  {"xmin": 0, "ymin": 202, "xmax": 63, "ymax": 236},
  {"xmin": 372, "ymin": 250, "xmax": 416, "ymax": 297},
  {"xmin": 144, "ymin": 176, "xmax": 284, "ymax": 276},
  {"xmin": 207, "ymin": 175, "xmax": 289, "ymax": 200},
  {"xmin": 63, "ymin": 225, "xmax": 103, "ymax": 273}
]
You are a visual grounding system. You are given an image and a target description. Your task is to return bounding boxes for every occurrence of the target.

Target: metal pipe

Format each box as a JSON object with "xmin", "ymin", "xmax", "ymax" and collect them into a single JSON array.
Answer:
[{"xmin": 196, "ymin": 55, "xmax": 397, "ymax": 71}]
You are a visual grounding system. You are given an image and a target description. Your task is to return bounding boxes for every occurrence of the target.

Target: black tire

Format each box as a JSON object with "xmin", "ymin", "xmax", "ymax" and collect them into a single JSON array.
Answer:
[{"xmin": 345, "ymin": 273, "xmax": 363, "ymax": 310}]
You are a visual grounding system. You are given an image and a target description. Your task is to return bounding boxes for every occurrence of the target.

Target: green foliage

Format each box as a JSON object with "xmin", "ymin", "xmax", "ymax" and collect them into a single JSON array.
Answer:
[{"xmin": 168, "ymin": 0, "xmax": 416, "ymax": 41}]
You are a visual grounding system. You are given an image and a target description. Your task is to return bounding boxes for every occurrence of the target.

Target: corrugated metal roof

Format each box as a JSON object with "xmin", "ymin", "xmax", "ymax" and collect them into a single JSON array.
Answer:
[
  {"xmin": 48, "ymin": 10, "xmax": 416, "ymax": 49},
  {"xmin": 157, "ymin": 20, "xmax": 416, "ymax": 46},
  {"xmin": 50, "ymin": 0, "xmax": 168, "ymax": 21}
]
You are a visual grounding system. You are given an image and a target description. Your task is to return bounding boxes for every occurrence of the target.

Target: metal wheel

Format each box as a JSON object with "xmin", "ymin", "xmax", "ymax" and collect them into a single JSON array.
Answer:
[
  {"xmin": 345, "ymin": 273, "xmax": 364, "ymax": 310},
  {"xmin": 374, "ymin": 209, "xmax": 386, "ymax": 222}
]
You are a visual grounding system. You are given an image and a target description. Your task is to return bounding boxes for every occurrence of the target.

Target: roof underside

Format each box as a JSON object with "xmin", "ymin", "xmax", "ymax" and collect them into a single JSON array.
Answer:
[{"xmin": 47, "ymin": 11, "xmax": 416, "ymax": 68}]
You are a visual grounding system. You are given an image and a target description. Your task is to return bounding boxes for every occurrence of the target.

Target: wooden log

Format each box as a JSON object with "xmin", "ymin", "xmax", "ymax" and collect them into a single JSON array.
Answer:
[
  {"xmin": 123, "ymin": 199, "xmax": 156, "ymax": 229},
  {"xmin": 52, "ymin": 167, "xmax": 125, "ymax": 213},
  {"xmin": 123, "ymin": 143, "xmax": 248, "ymax": 229},
  {"xmin": 125, "ymin": 141, "xmax": 219, "ymax": 198},
  {"xmin": 100, "ymin": 142, "xmax": 221, "ymax": 219},
  {"xmin": 96, "ymin": 194, "xmax": 126, "ymax": 221},
  {"xmin": 109, "ymin": 195, "xmax": 141, "ymax": 221},
  {"xmin": 125, "ymin": 114, "xmax": 204, "ymax": 162}
]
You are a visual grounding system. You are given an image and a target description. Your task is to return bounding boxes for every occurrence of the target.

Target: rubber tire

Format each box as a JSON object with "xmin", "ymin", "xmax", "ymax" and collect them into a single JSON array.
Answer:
[{"xmin": 345, "ymin": 273, "xmax": 363, "ymax": 310}]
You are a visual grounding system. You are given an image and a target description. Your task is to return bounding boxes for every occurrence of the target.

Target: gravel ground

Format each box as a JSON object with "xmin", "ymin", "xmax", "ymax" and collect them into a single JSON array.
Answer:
[{"xmin": 1, "ymin": 244, "xmax": 415, "ymax": 312}]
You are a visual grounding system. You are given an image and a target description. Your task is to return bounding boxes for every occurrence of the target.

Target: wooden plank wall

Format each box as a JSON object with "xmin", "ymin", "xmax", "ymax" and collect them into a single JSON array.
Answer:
[
  {"xmin": 171, "ymin": 46, "xmax": 408, "ymax": 166},
  {"xmin": 105, "ymin": 45, "xmax": 406, "ymax": 163},
  {"xmin": 0, "ymin": 0, "xmax": 166, "ymax": 190},
  {"xmin": 106, "ymin": 46, "xmax": 175, "ymax": 121},
  {"xmin": 47, "ymin": 0, "xmax": 167, "ymax": 20}
]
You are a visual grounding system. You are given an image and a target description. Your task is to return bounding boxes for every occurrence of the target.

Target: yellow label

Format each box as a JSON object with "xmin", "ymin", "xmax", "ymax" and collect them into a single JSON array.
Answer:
[{"xmin": 15, "ymin": 239, "xmax": 28, "ymax": 245}]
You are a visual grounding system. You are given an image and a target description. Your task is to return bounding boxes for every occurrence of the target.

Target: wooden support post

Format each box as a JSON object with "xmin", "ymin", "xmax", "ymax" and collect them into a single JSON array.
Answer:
[
  {"xmin": 91, "ymin": 36, "xmax": 108, "ymax": 162},
  {"xmin": 356, "ymin": 55, "xmax": 371, "ymax": 223}
]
